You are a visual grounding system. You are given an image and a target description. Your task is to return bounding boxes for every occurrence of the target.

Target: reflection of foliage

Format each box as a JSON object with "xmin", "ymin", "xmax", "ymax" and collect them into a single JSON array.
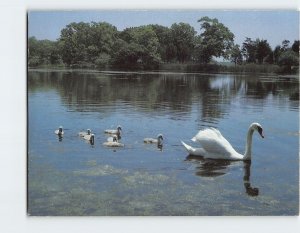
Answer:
[{"xmin": 28, "ymin": 71, "xmax": 299, "ymax": 123}]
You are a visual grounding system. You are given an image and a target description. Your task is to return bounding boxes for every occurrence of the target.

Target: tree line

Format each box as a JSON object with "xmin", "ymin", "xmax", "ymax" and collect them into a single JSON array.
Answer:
[{"xmin": 28, "ymin": 16, "xmax": 299, "ymax": 72}]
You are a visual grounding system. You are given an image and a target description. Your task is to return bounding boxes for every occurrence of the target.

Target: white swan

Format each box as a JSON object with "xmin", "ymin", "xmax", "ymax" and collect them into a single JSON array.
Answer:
[
  {"xmin": 144, "ymin": 134, "xmax": 163, "ymax": 146},
  {"xmin": 83, "ymin": 133, "xmax": 95, "ymax": 144},
  {"xmin": 181, "ymin": 123, "xmax": 264, "ymax": 160},
  {"xmin": 54, "ymin": 126, "xmax": 64, "ymax": 135},
  {"xmin": 103, "ymin": 135, "xmax": 124, "ymax": 147},
  {"xmin": 78, "ymin": 129, "xmax": 91, "ymax": 137},
  {"xmin": 104, "ymin": 125, "xmax": 122, "ymax": 135}
]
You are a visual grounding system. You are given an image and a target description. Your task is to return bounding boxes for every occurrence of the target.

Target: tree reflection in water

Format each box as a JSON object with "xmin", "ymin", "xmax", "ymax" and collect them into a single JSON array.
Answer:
[{"xmin": 28, "ymin": 71, "xmax": 299, "ymax": 125}]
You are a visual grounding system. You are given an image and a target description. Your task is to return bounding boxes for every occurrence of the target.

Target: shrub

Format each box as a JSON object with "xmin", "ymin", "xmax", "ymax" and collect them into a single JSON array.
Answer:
[
  {"xmin": 278, "ymin": 50, "xmax": 299, "ymax": 73},
  {"xmin": 95, "ymin": 53, "xmax": 111, "ymax": 69}
]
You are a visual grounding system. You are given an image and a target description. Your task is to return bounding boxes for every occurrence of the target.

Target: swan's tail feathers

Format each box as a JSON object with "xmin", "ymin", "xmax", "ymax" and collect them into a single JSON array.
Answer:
[
  {"xmin": 181, "ymin": 140, "xmax": 196, "ymax": 154},
  {"xmin": 191, "ymin": 137, "xmax": 197, "ymax": 142}
]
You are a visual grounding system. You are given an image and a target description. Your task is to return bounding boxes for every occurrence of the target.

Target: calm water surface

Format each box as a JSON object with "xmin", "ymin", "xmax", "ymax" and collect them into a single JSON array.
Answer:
[{"xmin": 28, "ymin": 70, "xmax": 299, "ymax": 215}]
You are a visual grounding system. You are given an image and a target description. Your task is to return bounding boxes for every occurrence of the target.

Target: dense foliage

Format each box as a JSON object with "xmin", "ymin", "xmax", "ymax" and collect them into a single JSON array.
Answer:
[
  {"xmin": 28, "ymin": 16, "xmax": 299, "ymax": 73},
  {"xmin": 195, "ymin": 17, "xmax": 234, "ymax": 63}
]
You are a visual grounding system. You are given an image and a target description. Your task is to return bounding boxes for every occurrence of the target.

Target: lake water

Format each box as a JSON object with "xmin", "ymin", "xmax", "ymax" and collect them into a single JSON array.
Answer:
[{"xmin": 28, "ymin": 70, "xmax": 299, "ymax": 216}]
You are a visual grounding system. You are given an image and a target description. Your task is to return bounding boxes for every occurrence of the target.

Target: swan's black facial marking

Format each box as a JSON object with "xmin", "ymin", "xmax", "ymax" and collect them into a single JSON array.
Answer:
[
  {"xmin": 157, "ymin": 135, "xmax": 163, "ymax": 142},
  {"xmin": 257, "ymin": 126, "xmax": 264, "ymax": 138}
]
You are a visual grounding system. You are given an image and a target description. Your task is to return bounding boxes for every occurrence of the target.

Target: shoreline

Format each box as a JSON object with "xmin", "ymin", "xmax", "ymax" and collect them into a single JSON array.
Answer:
[{"xmin": 28, "ymin": 67, "xmax": 299, "ymax": 79}]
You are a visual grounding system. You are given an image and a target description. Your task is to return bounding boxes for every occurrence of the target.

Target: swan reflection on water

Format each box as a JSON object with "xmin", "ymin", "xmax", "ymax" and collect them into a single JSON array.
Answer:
[
  {"xmin": 157, "ymin": 144, "xmax": 163, "ymax": 151},
  {"xmin": 89, "ymin": 138, "xmax": 95, "ymax": 146},
  {"xmin": 57, "ymin": 134, "xmax": 63, "ymax": 142},
  {"xmin": 185, "ymin": 155, "xmax": 259, "ymax": 196},
  {"xmin": 55, "ymin": 126, "xmax": 64, "ymax": 142},
  {"xmin": 243, "ymin": 160, "xmax": 259, "ymax": 196}
]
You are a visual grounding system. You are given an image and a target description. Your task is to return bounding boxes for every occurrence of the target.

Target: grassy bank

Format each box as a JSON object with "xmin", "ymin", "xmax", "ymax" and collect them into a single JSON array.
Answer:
[
  {"xmin": 159, "ymin": 63, "xmax": 298, "ymax": 75},
  {"xmin": 28, "ymin": 62, "xmax": 299, "ymax": 75}
]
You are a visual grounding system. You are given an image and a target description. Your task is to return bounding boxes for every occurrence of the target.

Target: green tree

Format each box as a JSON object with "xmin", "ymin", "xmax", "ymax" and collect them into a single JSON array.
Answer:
[
  {"xmin": 28, "ymin": 36, "xmax": 39, "ymax": 57},
  {"xmin": 230, "ymin": 44, "xmax": 243, "ymax": 65},
  {"xmin": 273, "ymin": 40, "xmax": 299, "ymax": 66},
  {"xmin": 49, "ymin": 41, "xmax": 63, "ymax": 64},
  {"xmin": 95, "ymin": 53, "xmax": 111, "ymax": 68},
  {"xmin": 292, "ymin": 40, "xmax": 299, "ymax": 54},
  {"xmin": 113, "ymin": 41, "xmax": 151, "ymax": 69},
  {"xmin": 242, "ymin": 37, "xmax": 257, "ymax": 63},
  {"xmin": 281, "ymin": 40, "xmax": 290, "ymax": 51},
  {"xmin": 28, "ymin": 36, "xmax": 41, "ymax": 66},
  {"xmin": 59, "ymin": 22, "xmax": 117, "ymax": 66},
  {"xmin": 264, "ymin": 50, "xmax": 274, "ymax": 64},
  {"xmin": 150, "ymin": 24, "xmax": 177, "ymax": 62},
  {"xmin": 278, "ymin": 50, "xmax": 299, "ymax": 73},
  {"xmin": 196, "ymin": 17, "xmax": 234, "ymax": 63},
  {"xmin": 242, "ymin": 38, "xmax": 272, "ymax": 64},
  {"xmin": 115, "ymin": 26, "xmax": 161, "ymax": 69},
  {"xmin": 28, "ymin": 37, "xmax": 62, "ymax": 66},
  {"xmin": 170, "ymin": 23, "xmax": 196, "ymax": 63},
  {"xmin": 88, "ymin": 22, "xmax": 118, "ymax": 62},
  {"xmin": 255, "ymin": 39, "xmax": 272, "ymax": 64},
  {"xmin": 273, "ymin": 45, "xmax": 282, "ymax": 64},
  {"xmin": 59, "ymin": 22, "xmax": 89, "ymax": 65}
]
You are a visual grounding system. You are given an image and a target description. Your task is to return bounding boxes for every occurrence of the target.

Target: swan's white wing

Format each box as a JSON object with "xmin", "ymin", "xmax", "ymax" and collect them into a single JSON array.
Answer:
[
  {"xmin": 181, "ymin": 141, "xmax": 206, "ymax": 156},
  {"xmin": 103, "ymin": 141, "xmax": 124, "ymax": 147},
  {"xmin": 83, "ymin": 134, "xmax": 92, "ymax": 140},
  {"xmin": 107, "ymin": 136, "xmax": 118, "ymax": 142},
  {"xmin": 191, "ymin": 128, "xmax": 236, "ymax": 156},
  {"xmin": 78, "ymin": 131, "xmax": 87, "ymax": 137},
  {"xmin": 105, "ymin": 129, "xmax": 117, "ymax": 134},
  {"xmin": 144, "ymin": 138, "xmax": 156, "ymax": 143},
  {"xmin": 54, "ymin": 130, "xmax": 64, "ymax": 135}
]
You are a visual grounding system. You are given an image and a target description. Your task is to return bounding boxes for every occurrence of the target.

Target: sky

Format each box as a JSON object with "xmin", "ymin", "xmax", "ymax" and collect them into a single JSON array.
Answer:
[{"xmin": 28, "ymin": 10, "xmax": 299, "ymax": 49}]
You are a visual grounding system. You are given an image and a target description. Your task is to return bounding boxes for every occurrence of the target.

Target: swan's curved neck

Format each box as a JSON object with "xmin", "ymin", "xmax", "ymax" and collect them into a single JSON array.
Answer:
[
  {"xmin": 157, "ymin": 137, "xmax": 162, "ymax": 145},
  {"xmin": 244, "ymin": 127, "xmax": 254, "ymax": 160}
]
